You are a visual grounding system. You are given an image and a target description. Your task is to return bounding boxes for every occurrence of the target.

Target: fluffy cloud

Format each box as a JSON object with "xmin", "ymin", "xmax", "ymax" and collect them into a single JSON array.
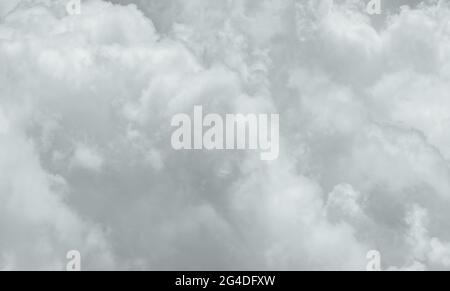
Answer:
[
  {"xmin": 0, "ymin": 109, "xmax": 114, "ymax": 270},
  {"xmin": 1, "ymin": 0, "xmax": 450, "ymax": 270}
]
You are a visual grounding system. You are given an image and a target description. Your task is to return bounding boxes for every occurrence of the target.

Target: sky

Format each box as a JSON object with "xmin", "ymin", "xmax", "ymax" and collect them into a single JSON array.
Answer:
[{"xmin": 1, "ymin": 0, "xmax": 450, "ymax": 270}]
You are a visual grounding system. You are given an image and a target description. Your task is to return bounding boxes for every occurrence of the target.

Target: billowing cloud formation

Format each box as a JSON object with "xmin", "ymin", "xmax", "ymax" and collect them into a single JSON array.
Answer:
[{"xmin": 1, "ymin": 0, "xmax": 450, "ymax": 270}]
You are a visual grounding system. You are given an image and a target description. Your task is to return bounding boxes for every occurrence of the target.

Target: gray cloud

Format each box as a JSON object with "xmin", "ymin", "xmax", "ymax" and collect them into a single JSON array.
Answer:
[{"xmin": 1, "ymin": 0, "xmax": 450, "ymax": 270}]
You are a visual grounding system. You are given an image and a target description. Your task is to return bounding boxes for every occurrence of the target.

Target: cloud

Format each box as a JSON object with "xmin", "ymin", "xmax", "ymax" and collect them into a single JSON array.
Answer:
[
  {"xmin": 70, "ymin": 143, "xmax": 104, "ymax": 171},
  {"xmin": 1, "ymin": 0, "xmax": 450, "ymax": 270},
  {"xmin": 0, "ymin": 109, "xmax": 114, "ymax": 270},
  {"xmin": 386, "ymin": 204, "xmax": 450, "ymax": 270}
]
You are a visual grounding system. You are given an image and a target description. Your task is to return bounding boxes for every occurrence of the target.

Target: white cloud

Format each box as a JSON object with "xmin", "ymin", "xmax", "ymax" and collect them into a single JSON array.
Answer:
[
  {"xmin": 70, "ymin": 143, "xmax": 104, "ymax": 171},
  {"xmin": 1, "ymin": 0, "xmax": 450, "ymax": 270},
  {"xmin": 0, "ymin": 109, "xmax": 114, "ymax": 270}
]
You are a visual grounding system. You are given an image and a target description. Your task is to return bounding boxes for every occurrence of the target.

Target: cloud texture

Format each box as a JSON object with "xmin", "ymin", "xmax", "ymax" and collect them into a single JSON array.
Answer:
[{"xmin": 1, "ymin": 0, "xmax": 450, "ymax": 270}]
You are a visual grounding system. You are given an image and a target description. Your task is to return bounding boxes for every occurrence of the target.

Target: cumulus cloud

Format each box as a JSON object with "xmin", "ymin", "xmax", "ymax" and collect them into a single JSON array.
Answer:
[
  {"xmin": 1, "ymin": 0, "xmax": 450, "ymax": 270},
  {"xmin": 0, "ymin": 109, "xmax": 114, "ymax": 270},
  {"xmin": 70, "ymin": 142, "xmax": 104, "ymax": 172}
]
